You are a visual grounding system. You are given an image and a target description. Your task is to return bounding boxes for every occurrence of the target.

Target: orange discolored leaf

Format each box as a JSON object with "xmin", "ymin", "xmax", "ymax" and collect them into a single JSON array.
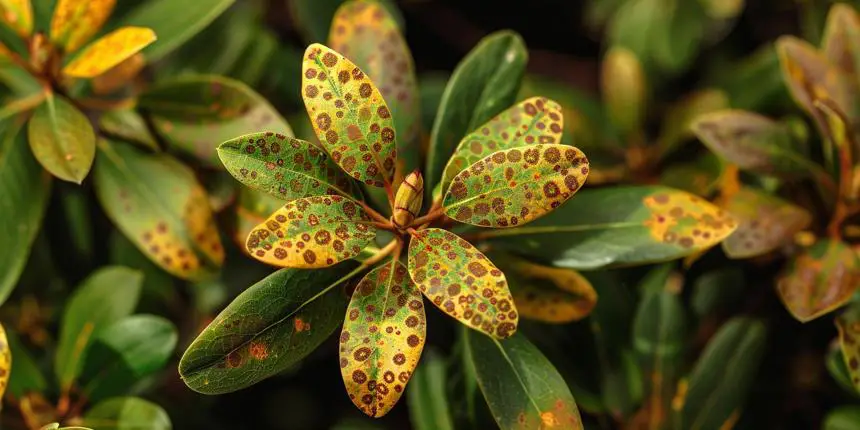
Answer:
[
  {"xmin": 50, "ymin": 0, "xmax": 115, "ymax": 53},
  {"xmin": 721, "ymin": 187, "xmax": 812, "ymax": 259},
  {"xmin": 302, "ymin": 43, "xmax": 396, "ymax": 188},
  {"xmin": 835, "ymin": 304, "xmax": 860, "ymax": 391},
  {"xmin": 0, "ymin": 0, "xmax": 32, "ymax": 37},
  {"xmin": 340, "ymin": 260, "xmax": 426, "ymax": 418},
  {"xmin": 642, "ymin": 190, "xmax": 738, "ymax": 252},
  {"xmin": 407, "ymin": 228, "xmax": 517, "ymax": 339},
  {"xmin": 246, "ymin": 195, "xmax": 376, "ymax": 269},
  {"xmin": 504, "ymin": 256, "xmax": 597, "ymax": 323},
  {"xmin": 62, "ymin": 27, "xmax": 156, "ymax": 78},
  {"xmin": 443, "ymin": 144, "xmax": 588, "ymax": 228},
  {"xmin": 777, "ymin": 239, "xmax": 860, "ymax": 322}
]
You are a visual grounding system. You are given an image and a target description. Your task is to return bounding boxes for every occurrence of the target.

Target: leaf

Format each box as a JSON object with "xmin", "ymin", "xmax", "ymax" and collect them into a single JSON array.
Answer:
[
  {"xmin": 234, "ymin": 187, "xmax": 283, "ymax": 251},
  {"xmin": 681, "ymin": 317, "xmax": 767, "ymax": 430},
  {"xmin": 438, "ymin": 96, "xmax": 564, "ymax": 196},
  {"xmin": 690, "ymin": 268, "xmax": 745, "ymax": 318},
  {"xmin": 54, "ymin": 266, "xmax": 143, "ymax": 391},
  {"xmin": 464, "ymin": 330, "xmax": 583, "ymax": 430},
  {"xmin": 301, "ymin": 43, "xmax": 396, "ymax": 188},
  {"xmin": 822, "ymin": 4, "xmax": 860, "ymax": 84},
  {"xmin": 7, "ymin": 330, "xmax": 47, "ymax": 398},
  {"xmin": 721, "ymin": 187, "xmax": 811, "ymax": 259},
  {"xmin": 0, "ymin": 117, "xmax": 50, "ymax": 306},
  {"xmin": 245, "ymin": 195, "xmax": 376, "ymax": 268},
  {"xmin": 329, "ymin": 0, "xmax": 422, "ymax": 175},
  {"xmin": 116, "ymin": 0, "xmax": 234, "ymax": 61},
  {"xmin": 92, "ymin": 53, "xmax": 145, "ymax": 94},
  {"xmin": 179, "ymin": 262, "xmax": 361, "ymax": 394},
  {"xmin": 290, "ymin": 0, "xmax": 404, "ymax": 44},
  {"xmin": 499, "ymin": 255, "xmax": 597, "ymax": 323},
  {"xmin": 443, "ymin": 144, "xmax": 588, "ymax": 228},
  {"xmin": 656, "ymin": 89, "xmax": 730, "ymax": 158},
  {"xmin": 49, "ymin": 0, "xmax": 114, "ymax": 53},
  {"xmin": 0, "ymin": 323, "xmax": 9, "ymax": 399},
  {"xmin": 217, "ymin": 132, "xmax": 357, "ymax": 202},
  {"xmin": 28, "ymin": 93, "xmax": 96, "ymax": 183},
  {"xmin": 478, "ymin": 186, "xmax": 737, "ymax": 269},
  {"xmin": 62, "ymin": 27, "xmax": 156, "ymax": 78},
  {"xmin": 425, "ymin": 31, "xmax": 527, "ymax": 195},
  {"xmin": 98, "ymin": 109, "xmax": 159, "ymax": 151},
  {"xmin": 142, "ymin": 75, "xmax": 294, "ymax": 166},
  {"xmin": 80, "ymin": 315, "xmax": 177, "ymax": 402},
  {"xmin": 601, "ymin": 46, "xmax": 646, "ymax": 134},
  {"xmin": 93, "ymin": 140, "xmax": 224, "ymax": 280},
  {"xmin": 407, "ymin": 228, "xmax": 517, "ymax": 339},
  {"xmin": 407, "ymin": 349, "xmax": 455, "ymax": 430},
  {"xmin": 777, "ymin": 239, "xmax": 860, "ymax": 322},
  {"xmin": 0, "ymin": 0, "xmax": 32, "ymax": 37},
  {"xmin": 658, "ymin": 153, "xmax": 723, "ymax": 196},
  {"xmin": 82, "ymin": 397, "xmax": 171, "ymax": 430},
  {"xmin": 836, "ymin": 303, "xmax": 860, "ymax": 392},
  {"xmin": 824, "ymin": 406, "xmax": 860, "ymax": 430},
  {"xmin": 826, "ymin": 343, "xmax": 858, "ymax": 396},
  {"xmin": 340, "ymin": 260, "xmax": 426, "ymax": 417}
]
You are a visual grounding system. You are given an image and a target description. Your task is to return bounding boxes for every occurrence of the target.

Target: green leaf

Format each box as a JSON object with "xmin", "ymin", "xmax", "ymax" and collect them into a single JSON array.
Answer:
[
  {"xmin": 93, "ymin": 140, "xmax": 224, "ymax": 280},
  {"xmin": 721, "ymin": 187, "xmax": 811, "ymax": 259},
  {"xmin": 98, "ymin": 109, "xmax": 159, "ymax": 151},
  {"xmin": 7, "ymin": 329, "xmax": 47, "ymax": 398},
  {"xmin": 115, "ymin": 0, "xmax": 234, "ymax": 61},
  {"xmin": 824, "ymin": 406, "xmax": 860, "ymax": 430},
  {"xmin": 54, "ymin": 266, "xmax": 143, "ymax": 391},
  {"xmin": 407, "ymin": 349, "xmax": 455, "ymax": 430},
  {"xmin": 83, "ymin": 397, "xmax": 171, "ymax": 430},
  {"xmin": 438, "ymin": 96, "xmax": 564, "ymax": 196},
  {"xmin": 601, "ymin": 46, "xmax": 646, "ymax": 134},
  {"xmin": 478, "ymin": 186, "xmax": 738, "ymax": 269},
  {"xmin": 245, "ymin": 195, "xmax": 376, "ymax": 268},
  {"xmin": 179, "ymin": 262, "xmax": 361, "ymax": 394},
  {"xmin": 340, "ymin": 260, "xmax": 426, "ymax": 418},
  {"xmin": 28, "ymin": 93, "xmax": 95, "ymax": 183},
  {"xmin": 836, "ymin": 303, "xmax": 860, "ymax": 392},
  {"xmin": 140, "ymin": 75, "xmax": 294, "ymax": 166},
  {"xmin": 0, "ymin": 116, "xmax": 49, "ymax": 306},
  {"xmin": 80, "ymin": 315, "xmax": 178, "ymax": 402},
  {"xmin": 690, "ymin": 268, "xmax": 745, "ymax": 318},
  {"xmin": 301, "ymin": 43, "xmax": 397, "ymax": 188},
  {"xmin": 464, "ymin": 330, "xmax": 583, "ymax": 430},
  {"xmin": 425, "ymin": 31, "xmax": 527, "ymax": 196},
  {"xmin": 407, "ymin": 228, "xmax": 517, "ymax": 339},
  {"xmin": 777, "ymin": 239, "xmax": 860, "ymax": 322},
  {"xmin": 681, "ymin": 317, "xmax": 767, "ymax": 430},
  {"xmin": 826, "ymin": 344, "xmax": 858, "ymax": 396},
  {"xmin": 443, "ymin": 144, "xmax": 588, "ymax": 228},
  {"xmin": 217, "ymin": 132, "xmax": 357, "ymax": 202},
  {"xmin": 108, "ymin": 231, "xmax": 176, "ymax": 305}
]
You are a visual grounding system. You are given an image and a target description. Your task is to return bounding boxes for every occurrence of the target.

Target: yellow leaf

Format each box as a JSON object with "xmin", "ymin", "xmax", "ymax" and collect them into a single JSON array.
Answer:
[
  {"xmin": 50, "ymin": 0, "xmax": 115, "ymax": 53},
  {"xmin": 505, "ymin": 257, "xmax": 597, "ymax": 323},
  {"xmin": 0, "ymin": 323, "xmax": 9, "ymax": 399},
  {"xmin": 62, "ymin": 26, "xmax": 155, "ymax": 78},
  {"xmin": 0, "ymin": 0, "xmax": 32, "ymax": 37}
]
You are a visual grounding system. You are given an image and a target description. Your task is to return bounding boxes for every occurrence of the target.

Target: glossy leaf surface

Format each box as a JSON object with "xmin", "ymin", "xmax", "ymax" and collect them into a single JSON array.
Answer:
[
  {"xmin": 28, "ymin": 94, "xmax": 95, "ymax": 183},
  {"xmin": 778, "ymin": 239, "xmax": 860, "ymax": 322},
  {"xmin": 62, "ymin": 27, "xmax": 156, "ymax": 78},
  {"xmin": 722, "ymin": 187, "xmax": 812, "ymax": 259},
  {"xmin": 83, "ymin": 397, "xmax": 171, "ymax": 430},
  {"xmin": 444, "ymin": 144, "xmax": 588, "ymax": 228},
  {"xmin": 180, "ymin": 263, "xmax": 359, "ymax": 394},
  {"xmin": 50, "ymin": 0, "xmax": 114, "ymax": 53},
  {"xmin": 407, "ymin": 228, "xmax": 516, "ymax": 339}
]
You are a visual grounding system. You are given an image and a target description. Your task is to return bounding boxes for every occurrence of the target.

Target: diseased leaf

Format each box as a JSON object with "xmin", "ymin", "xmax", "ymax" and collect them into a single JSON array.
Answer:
[
  {"xmin": 444, "ymin": 144, "xmax": 588, "ymax": 228},
  {"xmin": 822, "ymin": 4, "xmax": 860, "ymax": 83},
  {"xmin": 407, "ymin": 228, "xmax": 517, "ymax": 339},
  {"xmin": 98, "ymin": 109, "xmax": 159, "ymax": 151},
  {"xmin": 63, "ymin": 27, "xmax": 156, "ymax": 78},
  {"xmin": 94, "ymin": 140, "xmax": 224, "ymax": 280},
  {"xmin": 246, "ymin": 195, "xmax": 376, "ymax": 268},
  {"xmin": 329, "ymin": 0, "xmax": 421, "ymax": 175},
  {"xmin": 721, "ymin": 187, "xmax": 811, "ymax": 259},
  {"xmin": 340, "ymin": 260, "xmax": 426, "ymax": 418},
  {"xmin": 28, "ymin": 93, "xmax": 96, "ymax": 183},
  {"xmin": 407, "ymin": 349, "xmax": 455, "ymax": 430},
  {"xmin": 479, "ymin": 186, "xmax": 737, "ymax": 269},
  {"xmin": 0, "ymin": 0, "xmax": 32, "ymax": 37},
  {"xmin": 179, "ymin": 263, "xmax": 361, "ymax": 394},
  {"xmin": 217, "ymin": 132, "xmax": 357, "ymax": 201},
  {"xmin": 54, "ymin": 266, "xmax": 143, "ymax": 391},
  {"xmin": 83, "ymin": 397, "xmax": 171, "ymax": 430},
  {"xmin": 0, "ymin": 323, "xmax": 10, "ymax": 399},
  {"xmin": 426, "ymin": 31, "xmax": 527, "ymax": 196},
  {"xmin": 50, "ymin": 0, "xmax": 114, "ymax": 53},
  {"xmin": 234, "ymin": 187, "xmax": 283, "ymax": 251},
  {"xmin": 302, "ymin": 43, "xmax": 396, "ymax": 187},
  {"xmin": 500, "ymin": 255, "xmax": 597, "ymax": 323},
  {"xmin": 777, "ymin": 239, "xmax": 860, "ymax": 322},
  {"xmin": 142, "ymin": 75, "xmax": 294, "ymax": 166},
  {"xmin": 836, "ymin": 304, "xmax": 860, "ymax": 392},
  {"xmin": 438, "ymin": 96, "xmax": 564, "ymax": 196},
  {"xmin": 92, "ymin": 53, "xmax": 145, "ymax": 94},
  {"xmin": 465, "ymin": 330, "xmax": 583, "ymax": 430}
]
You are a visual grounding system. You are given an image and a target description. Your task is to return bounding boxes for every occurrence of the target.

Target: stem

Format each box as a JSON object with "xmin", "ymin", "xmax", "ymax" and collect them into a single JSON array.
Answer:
[
  {"xmin": 359, "ymin": 200, "xmax": 392, "ymax": 226},
  {"xmin": 411, "ymin": 207, "xmax": 444, "ymax": 227}
]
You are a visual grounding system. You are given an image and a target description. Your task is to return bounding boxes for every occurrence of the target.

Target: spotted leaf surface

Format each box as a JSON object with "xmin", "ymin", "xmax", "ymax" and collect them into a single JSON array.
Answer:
[
  {"xmin": 444, "ymin": 144, "xmax": 588, "ymax": 228},
  {"xmin": 329, "ymin": 0, "xmax": 421, "ymax": 174},
  {"xmin": 94, "ymin": 140, "xmax": 224, "ymax": 280},
  {"xmin": 217, "ymin": 132, "xmax": 357, "ymax": 202},
  {"xmin": 502, "ymin": 256, "xmax": 597, "ymax": 323},
  {"xmin": 777, "ymin": 239, "xmax": 860, "ymax": 322},
  {"xmin": 340, "ymin": 260, "xmax": 426, "ymax": 418},
  {"xmin": 246, "ymin": 195, "xmax": 376, "ymax": 268},
  {"xmin": 836, "ymin": 304, "xmax": 860, "ymax": 391},
  {"xmin": 50, "ymin": 0, "xmax": 115, "ymax": 53},
  {"xmin": 464, "ymin": 330, "xmax": 583, "ymax": 430},
  {"xmin": 407, "ymin": 228, "xmax": 517, "ymax": 339},
  {"xmin": 302, "ymin": 43, "xmax": 396, "ymax": 187},
  {"xmin": 722, "ymin": 187, "xmax": 812, "ymax": 259},
  {"xmin": 234, "ymin": 187, "xmax": 283, "ymax": 251},
  {"xmin": 0, "ymin": 0, "xmax": 32, "ymax": 37},
  {"xmin": 0, "ymin": 323, "xmax": 9, "ymax": 399},
  {"xmin": 63, "ymin": 27, "xmax": 156, "ymax": 78},
  {"xmin": 439, "ymin": 97, "xmax": 564, "ymax": 195}
]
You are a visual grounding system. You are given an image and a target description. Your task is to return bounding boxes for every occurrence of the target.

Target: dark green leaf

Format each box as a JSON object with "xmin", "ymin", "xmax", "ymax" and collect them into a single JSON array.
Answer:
[
  {"xmin": 98, "ymin": 109, "xmax": 159, "ymax": 152},
  {"xmin": 6, "ymin": 329, "xmax": 46, "ymax": 398},
  {"xmin": 826, "ymin": 344, "xmax": 858, "ymax": 397},
  {"xmin": 28, "ymin": 93, "xmax": 95, "ymax": 183},
  {"xmin": 83, "ymin": 397, "xmax": 171, "ymax": 430},
  {"xmin": 408, "ymin": 349, "xmax": 455, "ymax": 430}
]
